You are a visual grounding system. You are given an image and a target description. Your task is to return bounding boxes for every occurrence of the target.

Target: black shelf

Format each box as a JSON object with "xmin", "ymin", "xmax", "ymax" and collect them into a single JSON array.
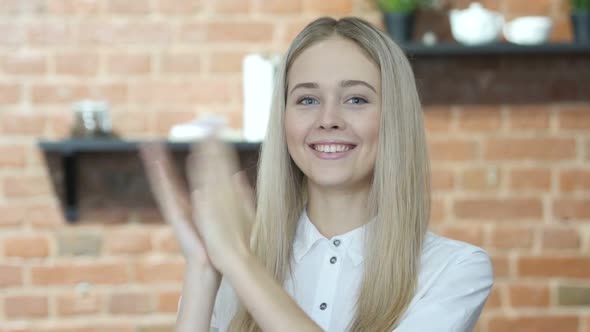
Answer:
[
  {"xmin": 39, "ymin": 138, "xmax": 261, "ymax": 222},
  {"xmin": 401, "ymin": 42, "xmax": 590, "ymax": 57}
]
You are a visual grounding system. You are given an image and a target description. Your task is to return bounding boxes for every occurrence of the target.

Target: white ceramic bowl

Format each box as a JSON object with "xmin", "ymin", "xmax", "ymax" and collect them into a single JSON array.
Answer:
[{"xmin": 503, "ymin": 16, "xmax": 553, "ymax": 45}]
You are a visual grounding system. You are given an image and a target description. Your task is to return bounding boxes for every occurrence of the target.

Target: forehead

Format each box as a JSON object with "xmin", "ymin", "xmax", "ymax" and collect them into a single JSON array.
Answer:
[{"xmin": 287, "ymin": 37, "xmax": 380, "ymax": 88}]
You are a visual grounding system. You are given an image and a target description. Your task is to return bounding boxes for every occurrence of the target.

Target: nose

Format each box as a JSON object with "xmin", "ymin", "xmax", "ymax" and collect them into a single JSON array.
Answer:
[{"xmin": 317, "ymin": 101, "xmax": 345, "ymax": 130}]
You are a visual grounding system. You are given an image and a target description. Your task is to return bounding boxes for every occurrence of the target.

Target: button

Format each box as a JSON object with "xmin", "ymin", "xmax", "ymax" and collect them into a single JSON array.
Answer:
[
  {"xmin": 330, "ymin": 256, "xmax": 337, "ymax": 264},
  {"xmin": 320, "ymin": 303, "xmax": 327, "ymax": 310},
  {"xmin": 333, "ymin": 239, "xmax": 341, "ymax": 247}
]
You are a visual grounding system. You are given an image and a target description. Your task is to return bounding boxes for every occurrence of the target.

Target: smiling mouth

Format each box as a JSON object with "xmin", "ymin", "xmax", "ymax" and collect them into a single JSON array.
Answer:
[{"xmin": 309, "ymin": 143, "xmax": 357, "ymax": 153}]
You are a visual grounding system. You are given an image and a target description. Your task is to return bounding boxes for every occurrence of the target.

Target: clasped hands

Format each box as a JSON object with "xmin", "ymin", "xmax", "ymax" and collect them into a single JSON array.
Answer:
[{"xmin": 139, "ymin": 136, "xmax": 256, "ymax": 274}]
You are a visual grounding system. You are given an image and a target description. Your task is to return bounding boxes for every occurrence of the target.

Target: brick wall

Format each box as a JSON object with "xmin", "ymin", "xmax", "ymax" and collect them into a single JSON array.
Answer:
[{"xmin": 1, "ymin": 0, "xmax": 589, "ymax": 331}]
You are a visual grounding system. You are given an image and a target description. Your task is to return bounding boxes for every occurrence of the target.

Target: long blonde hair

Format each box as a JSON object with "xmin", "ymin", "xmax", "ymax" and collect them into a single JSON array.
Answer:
[{"xmin": 229, "ymin": 16, "xmax": 431, "ymax": 332}]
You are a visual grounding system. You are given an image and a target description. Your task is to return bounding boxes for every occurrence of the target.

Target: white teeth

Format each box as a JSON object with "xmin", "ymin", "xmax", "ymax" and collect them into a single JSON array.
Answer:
[{"xmin": 313, "ymin": 144, "xmax": 351, "ymax": 153}]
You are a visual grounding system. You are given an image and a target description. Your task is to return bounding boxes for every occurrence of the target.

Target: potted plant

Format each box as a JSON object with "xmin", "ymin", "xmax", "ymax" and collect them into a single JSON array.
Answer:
[
  {"xmin": 377, "ymin": 0, "xmax": 432, "ymax": 44},
  {"xmin": 571, "ymin": 0, "xmax": 590, "ymax": 43}
]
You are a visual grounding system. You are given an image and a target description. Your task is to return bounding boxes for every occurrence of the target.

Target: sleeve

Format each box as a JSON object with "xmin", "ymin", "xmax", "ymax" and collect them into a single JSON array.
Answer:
[{"xmin": 393, "ymin": 249, "xmax": 494, "ymax": 332}]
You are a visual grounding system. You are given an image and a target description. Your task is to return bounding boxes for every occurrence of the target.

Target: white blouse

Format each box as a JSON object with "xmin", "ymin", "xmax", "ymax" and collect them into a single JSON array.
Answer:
[{"xmin": 201, "ymin": 209, "xmax": 494, "ymax": 332}]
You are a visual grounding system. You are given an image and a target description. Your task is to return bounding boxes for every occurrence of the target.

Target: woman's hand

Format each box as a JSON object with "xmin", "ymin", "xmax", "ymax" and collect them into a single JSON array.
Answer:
[
  {"xmin": 139, "ymin": 142, "xmax": 215, "ymax": 271},
  {"xmin": 188, "ymin": 136, "xmax": 256, "ymax": 274}
]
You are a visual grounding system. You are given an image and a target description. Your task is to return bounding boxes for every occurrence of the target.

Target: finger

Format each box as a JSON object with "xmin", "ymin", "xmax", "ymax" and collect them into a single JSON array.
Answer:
[
  {"xmin": 140, "ymin": 143, "xmax": 193, "ymax": 236},
  {"xmin": 232, "ymin": 171, "xmax": 256, "ymax": 222},
  {"xmin": 199, "ymin": 136, "xmax": 241, "ymax": 208}
]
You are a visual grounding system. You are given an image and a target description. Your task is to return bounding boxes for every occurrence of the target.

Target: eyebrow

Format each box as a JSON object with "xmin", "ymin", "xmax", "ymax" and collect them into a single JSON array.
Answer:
[{"xmin": 288, "ymin": 80, "xmax": 377, "ymax": 96}]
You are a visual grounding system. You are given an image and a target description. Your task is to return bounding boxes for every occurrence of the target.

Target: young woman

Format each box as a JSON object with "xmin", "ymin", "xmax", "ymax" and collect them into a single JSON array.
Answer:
[{"xmin": 140, "ymin": 17, "xmax": 493, "ymax": 332}]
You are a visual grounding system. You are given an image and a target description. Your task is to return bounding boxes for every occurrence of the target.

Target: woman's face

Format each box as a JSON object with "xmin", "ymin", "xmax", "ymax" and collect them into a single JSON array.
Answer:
[{"xmin": 285, "ymin": 37, "xmax": 381, "ymax": 191}]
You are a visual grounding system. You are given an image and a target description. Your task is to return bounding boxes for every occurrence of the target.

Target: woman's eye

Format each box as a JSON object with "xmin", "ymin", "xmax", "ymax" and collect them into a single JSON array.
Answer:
[
  {"xmin": 298, "ymin": 97, "xmax": 319, "ymax": 105},
  {"xmin": 345, "ymin": 97, "xmax": 368, "ymax": 105}
]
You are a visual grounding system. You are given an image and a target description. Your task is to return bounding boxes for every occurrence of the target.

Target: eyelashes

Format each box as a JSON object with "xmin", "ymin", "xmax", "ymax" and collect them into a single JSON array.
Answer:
[{"xmin": 295, "ymin": 95, "xmax": 369, "ymax": 106}]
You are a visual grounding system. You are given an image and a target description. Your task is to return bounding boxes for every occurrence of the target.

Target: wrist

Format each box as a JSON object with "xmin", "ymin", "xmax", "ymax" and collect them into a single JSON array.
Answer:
[{"xmin": 218, "ymin": 242, "xmax": 254, "ymax": 277}]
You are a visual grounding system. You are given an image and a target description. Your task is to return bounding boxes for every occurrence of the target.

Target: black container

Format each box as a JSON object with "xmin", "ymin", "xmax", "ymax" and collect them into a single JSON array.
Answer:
[
  {"xmin": 383, "ymin": 12, "xmax": 415, "ymax": 44},
  {"xmin": 572, "ymin": 11, "xmax": 590, "ymax": 43}
]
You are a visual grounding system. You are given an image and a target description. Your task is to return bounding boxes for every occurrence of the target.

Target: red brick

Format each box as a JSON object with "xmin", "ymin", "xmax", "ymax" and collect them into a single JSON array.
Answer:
[
  {"xmin": 508, "ymin": 283, "xmax": 550, "ymax": 307},
  {"xmin": 559, "ymin": 105, "xmax": 590, "ymax": 130},
  {"xmin": 4, "ymin": 234, "xmax": 50, "ymax": 258},
  {"xmin": 77, "ymin": 22, "xmax": 173, "ymax": 45},
  {"xmin": 109, "ymin": 292, "xmax": 154, "ymax": 314},
  {"xmin": 508, "ymin": 105, "xmax": 550, "ymax": 130},
  {"xmin": 490, "ymin": 254, "xmax": 510, "ymax": 278},
  {"xmin": 304, "ymin": 0, "xmax": 353, "ymax": 14},
  {"xmin": 541, "ymin": 226, "xmax": 581, "ymax": 250},
  {"xmin": 423, "ymin": 106, "xmax": 452, "ymax": 132},
  {"xmin": 518, "ymin": 256, "xmax": 590, "ymax": 278},
  {"xmin": 178, "ymin": 23, "xmax": 207, "ymax": 43},
  {"xmin": 0, "ymin": 204, "xmax": 26, "ymax": 227},
  {"xmin": 46, "ymin": 0, "xmax": 101, "ymax": 15},
  {"xmin": 106, "ymin": 0, "xmax": 150, "ymax": 14},
  {"xmin": 31, "ymin": 262, "xmax": 129, "ymax": 285},
  {"xmin": 209, "ymin": 51, "xmax": 247, "ymax": 74},
  {"xmin": 0, "ymin": 23, "xmax": 26, "ymax": 45},
  {"xmin": 435, "ymin": 224, "xmax": 485, "ymax": 247},
  {"xmin": 38, "ymin": 323, "xmax": 135, "ymax": 332},
  {"xmin": 3, "ymin": 175, "xmax": 52, "ymax": 198},
  {"xmin": 560, "ymin": 169, "xmax": 590, "ymax": 192},
  {"xmin": 155, "ymin": 229, "xmax": 180, "ymax": 253},
  {"xmin": 488, "ymin": 315, "xmax": 578, "ymax": 332},
  {"xmin": 106, "ymin": 53, "xmax": 151, "ymax": 75},
  {"xmin": 430, "ymin": 198, "xmax": 446, "ymax": 224},
  {"xmin": 207, "ymin": 22, "xmax": 274, "ymax": 42},
  {"xmin": 27, "ymin": 203, "xmax": 66, "ymax": 228},
  {"xmin": 0, "ymin": 144, "xmax": 27, "ymax": 167},
  {"xmin": 211, "ymin": 0, "xmax": 250, "ymax": 13},
  {"xmin": 55, "ymin": 52, "xmax": 99, "ymax": 76},
  {"xmin": 0, "ymin": 264, "xmax": 23, "ymax": 287},
  {"xmin": 0, "ymin": 0, "xmax": 44, "ymax": 14},
  {"xmin": 259, "ymin": 0, "xmax": 302, "ymax": 13},
  {"xmin": 485, "ymin": 138, "xmax": 576, "ymax": 161},
  {"xmin": 554, "ymin": 199, "xmax": 590, "ymax": 220},
  {"xmin": 157, "ymin": 0, "xmax": 202, "ymax": 15},
  {"xmin": 57, "ymin": 292, "xmax": 103, "ymax": 316},
  {"xmin": 510, "ymin": 168, "xmax": 551, "ymax": 191},
  {"xmin": 483, "ymin": 285, "xmax": 502, "ymax": 310},
  {"xmin": 489, "ymin": 226, "xmax": 533, "ymax": 249},
  {"xmin": 429, "ymin": 139, "xmax": 477, "ymax": 161},
  {"xmin": 130, "ymin": 80, "xmax": 232, "ymax": 105},
  {"xmin": 461, "ymin": 168, "xmax": 501, "ymax": 191},
  {"xmin": 454, "ymin": 198, "xmax": 543, "ymax": 221},
  {"xmin": 31, "ymin": 83, "xmax": 87, "ymax": 103},
  {"xmin": 160, "ymin": 52, "xmax": 201, "ymax": 74},
  {"xmin": 46, "ymin": 112, "xmax": 75, "ymax": 138},
  {"xmin": 111, "ymin": 111, "xmax": 152, "ymax": 136},
  {"xmin": 135, "ymin": 261, "xmax": 184, "ymax": 283},
  {"xmin": 2, "ymin": 52, "xmax": 46, "ymax": 75},
  {"xmin": 0, "ymin": 113, "xmax": 45, "ymax": 135},
  {"xmin": 0, "ymin": 83, "xmax": 21, "ymax": 103},
  {"xmin": 4, "ymin": 295, "xmax": 49, "ymax": 318},
  {"xmin": 153, "ymin": 110, "xmax": 198, "ymax": 135},
  {"xmin": 457, "ymin": 106, "xmax": 502, "ymax": 131},
  {"xmin": 105, "ymin": 229, "xmax": 152, "ymax": 254},
  {"xmin": 27, "ymin": 22, "xmax": 74, "ymax": 45},
  {"xmin": 431, "ymin": 169, "xmax": 454, "ymax": 191},
  {"xmin": 157, "ymin": 290, "xmax": 182, "ymax": 312}
]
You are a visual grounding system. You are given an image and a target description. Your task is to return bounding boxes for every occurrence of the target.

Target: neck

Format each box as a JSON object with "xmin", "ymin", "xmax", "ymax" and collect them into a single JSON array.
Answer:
[{"xmin": 306, "ymin": 180, "xmax": 372, "ymax": 238}]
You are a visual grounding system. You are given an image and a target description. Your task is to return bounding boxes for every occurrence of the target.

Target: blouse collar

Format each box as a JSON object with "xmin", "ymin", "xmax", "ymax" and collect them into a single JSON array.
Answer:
[{"xmin": 292, "ymin": 207, "xmax": 373, "ymax": 267}]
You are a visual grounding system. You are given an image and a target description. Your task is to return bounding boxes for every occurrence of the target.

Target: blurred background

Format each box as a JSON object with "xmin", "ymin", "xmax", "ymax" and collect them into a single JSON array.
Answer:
[{"xmin": 1, "ymin": 0, "xmax": 589, "ymax": 331}]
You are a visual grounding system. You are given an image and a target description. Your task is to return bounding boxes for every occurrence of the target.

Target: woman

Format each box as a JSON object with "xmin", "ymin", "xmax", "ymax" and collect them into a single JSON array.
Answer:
[{"xmin": 140, "ymin": 17, "xmax": 493, "ymax": 332}]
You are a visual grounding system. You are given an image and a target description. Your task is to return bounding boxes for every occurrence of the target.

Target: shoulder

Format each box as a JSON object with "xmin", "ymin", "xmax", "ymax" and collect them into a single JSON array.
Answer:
[{"xmin": 416, "ymin": 231, "xmax": 494, "ymax": 298}]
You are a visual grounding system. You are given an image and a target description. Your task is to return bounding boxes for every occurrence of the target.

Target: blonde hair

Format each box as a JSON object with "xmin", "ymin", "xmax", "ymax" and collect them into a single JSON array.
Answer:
[{"xmin": 229, "ymin": 16, "xmax": 431, "ymax": 331}]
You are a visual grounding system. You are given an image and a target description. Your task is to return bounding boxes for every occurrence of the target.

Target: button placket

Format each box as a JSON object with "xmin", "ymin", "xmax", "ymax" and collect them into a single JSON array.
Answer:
[{"xmin": 311, "ymin": 241, "xmax": 343, "ymax": 328}]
